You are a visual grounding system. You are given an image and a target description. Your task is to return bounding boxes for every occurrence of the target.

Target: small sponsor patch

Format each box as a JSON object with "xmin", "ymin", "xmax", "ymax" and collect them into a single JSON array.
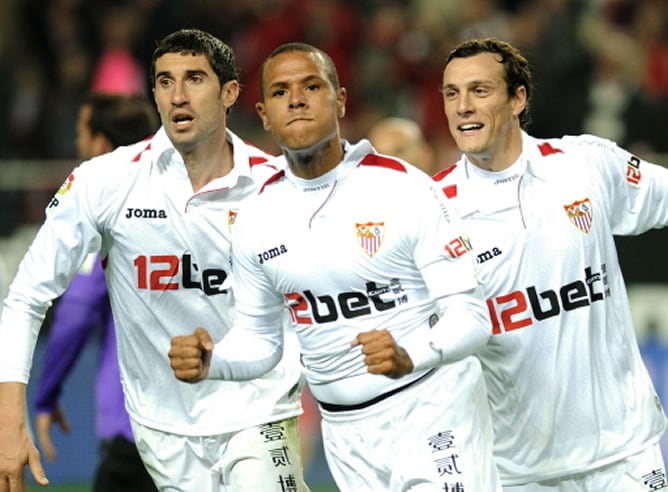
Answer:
[
  {"xmin": 56, "ymin": 173, "xmax": 75, "ymax": 196},
  {"xmin": 626, "ymin": 155, "xmax": 642, "ymax": 185}
]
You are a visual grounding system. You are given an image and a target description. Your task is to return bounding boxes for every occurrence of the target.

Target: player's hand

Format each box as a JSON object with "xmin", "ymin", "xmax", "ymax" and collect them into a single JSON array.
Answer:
[
  {"xmin": 351, "ymin": 329, "xmax": 414, "ymax": 379},
  {"xmin": 35, "ymin": 406, "xmax": 71, "ymax": 463},
  {"xmin": 0, "ymin": 393, "xmax": 49, "ymax": 490},
  {"xmin": 169, "ymin": 327, "xmax": 213, "ymax": 383}
]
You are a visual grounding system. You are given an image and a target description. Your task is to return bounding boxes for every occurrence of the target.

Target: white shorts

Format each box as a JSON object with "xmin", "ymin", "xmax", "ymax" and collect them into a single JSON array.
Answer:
[
  {"xmin": 319, "ymin": 357, "xmax": 501, "ymax": 492},
  {"xmin": 503, "ymin": 442, "xmax": 667, "ymax": 491},
  {"xmin": 131, "ymin": 417, "xmax": 309, "ymax": 492}
]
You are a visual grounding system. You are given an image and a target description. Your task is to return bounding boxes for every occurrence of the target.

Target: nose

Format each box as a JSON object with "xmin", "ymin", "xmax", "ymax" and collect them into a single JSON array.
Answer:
[
  {"xmin": 288, "ymin": 90, "xmax": 306, "ymax": 110},
  {"xmin": 171, "ymin": 81, "xmax": 187, "ymax": 106},
  {"xmin": 457, "ymin": 92, "xmax": 473, "ymax": 115}
]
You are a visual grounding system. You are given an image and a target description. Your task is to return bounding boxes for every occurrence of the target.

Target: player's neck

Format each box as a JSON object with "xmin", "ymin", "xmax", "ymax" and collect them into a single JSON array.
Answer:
[
  {"xmin": 284, "ymin": 136, "xmax": 344, "ymax": 180},
  {"xmin": 182, "ymin": 137, "xmax": 234, "ymax": 192}
]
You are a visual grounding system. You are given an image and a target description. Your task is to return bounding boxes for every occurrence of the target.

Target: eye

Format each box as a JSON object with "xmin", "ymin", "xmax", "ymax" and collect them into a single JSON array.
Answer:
[
  {"xmin": 474, "ymin": 86, "xmax": 490, "ymax": 96},
  {"xmin": 442, "ymin": 88, "xmax": 457, "ymax": 100},
  {"xmin": 306, "ymin": 83, "xmax": 320, "ymax": 91},
  {"xmin": 157, "ymin": 77, "xmax": 172, "ymax": 88},
  {"xmin": 189, "ymin": 74, "xmax": 204, "ymax": 84},
  {"xmin": 271, "ymin": 88, "xmax": 287, "ymax": 97}
]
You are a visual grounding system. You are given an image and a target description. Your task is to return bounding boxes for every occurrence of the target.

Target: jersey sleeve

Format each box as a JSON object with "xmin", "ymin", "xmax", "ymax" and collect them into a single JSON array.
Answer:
[
  {"xmin": 207, "ymin": 199, "xmax": 285, "ymax": 380},
  {"xmin": 0, "ymin": 160, "xmax": 107, "ymax": 384},
  {"xmin": 411, "ymin": 175, "xmax": 480, "ymax": 296},
  {"xmin": 402, "ymin": 174, "xmax": 491, "ymax": 370},
  {"xmin": 580, "ymin": 135, "xmax": 668, "ymax": 235}
]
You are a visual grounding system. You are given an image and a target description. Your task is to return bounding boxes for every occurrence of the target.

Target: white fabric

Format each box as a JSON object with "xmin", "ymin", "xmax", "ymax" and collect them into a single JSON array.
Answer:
[
  {"xmin": 433, "ymin": 132, "xmax": 668, "ymax": 484},
  {"xmin": 131, "ymin": 416, "xmax": 309, "ymax": 491},
  {"xmin": 0, "ymin": 127, "xmax": 304, "ymax": 436},
  {"xmin": 320, "ymin": 361, "xmax": 501, "ymax": 492},
  {"xmin": 503, "ymin": 442, "xmax": 666, "ymax": 491},
  {"xmin": 210, "ymin": 139, "xmax": 491, "ymax": 406}
]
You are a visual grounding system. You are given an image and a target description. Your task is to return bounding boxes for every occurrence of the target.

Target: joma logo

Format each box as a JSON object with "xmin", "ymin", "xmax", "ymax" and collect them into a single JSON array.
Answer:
[
  {"xmin": 477, "ymin": 247, "xmax": 502, "ymax": 264},
  {"xmin": 258, "ymin": 244, "xmax": 288, "ymax": 264},
  {"xmin": 125, "ymin": 208, "xmax": 167, "ymax": 219}
]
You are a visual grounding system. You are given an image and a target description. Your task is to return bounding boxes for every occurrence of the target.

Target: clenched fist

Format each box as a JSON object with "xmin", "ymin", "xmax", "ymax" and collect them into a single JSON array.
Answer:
[
  {"xmin": 351, "ymin": 329, "xmax": 414, "ymax": 379},
  {"xmin": 169, "ymin": 327, "xmax": 214, "ymax": 383}
]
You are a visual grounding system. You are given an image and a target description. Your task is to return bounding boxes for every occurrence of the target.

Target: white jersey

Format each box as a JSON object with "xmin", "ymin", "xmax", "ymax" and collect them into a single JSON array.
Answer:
[
  {"xmin": 0, "ymin": 127, "xmax": 304, "ymax": 436},
  {"xmin": 433, "ymin": 132, "xmax": 668, "ymax": 484},
  {"xmin": 212, "ymin": 139, "xmax": 490, "ymax": 406}
]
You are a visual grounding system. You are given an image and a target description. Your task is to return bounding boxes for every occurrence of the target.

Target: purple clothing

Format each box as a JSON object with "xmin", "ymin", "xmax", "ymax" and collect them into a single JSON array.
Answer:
[{"xmin": 34, "ymin": 255, "xmax": 134, "ymax": 441}]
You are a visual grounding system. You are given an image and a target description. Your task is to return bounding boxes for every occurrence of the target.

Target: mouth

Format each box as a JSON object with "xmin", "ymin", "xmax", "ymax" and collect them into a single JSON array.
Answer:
[
  {"xmin": 171, "ymin": 112, "xmax": 194, "ymax": 130},
  {"xmin": 457, "ymin": 123, "xmax": 484, "ymax": 133},
  {"xmin": 287, "ymin": 116, "xmax": 314, "ymax": 126}
]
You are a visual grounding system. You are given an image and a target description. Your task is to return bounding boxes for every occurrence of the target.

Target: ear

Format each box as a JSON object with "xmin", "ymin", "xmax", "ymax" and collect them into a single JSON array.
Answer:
[
  {"xmin": 336, "ymin": 87, "xmax": 347, "ymax": 119},
  {"xmin": 255, "ymin": 102, "xmax": 271, "ymax": 131},
  {"xmin": 222, "ymin": 80, "xmax": 240, "ymax": 110},
  {"xmin": 512, "ymin": 85, "xmax": 527, "ymax": 119}
]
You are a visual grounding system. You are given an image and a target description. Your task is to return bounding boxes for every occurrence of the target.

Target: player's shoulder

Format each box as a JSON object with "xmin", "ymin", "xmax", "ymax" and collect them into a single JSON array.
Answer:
[
  {"xmin": 250, "ymin": 153, "xmax": 286, "ymax": 183},
  {"xmin": 357, "ymin": 150, "xmax": 432, "ymax": 185},
  {"xmin": 527, "ymin": 133, "xmax": 628, "ymax": 182},
  {"xmin": 238, "ymin": 159, "xmax": 287, "ymax": 211},
  {"xmin": 76, "ymin": 136, "xmax": 155, "ymax": 183},
  {"xmin": 532, "ymin": 133, "xmax": 620, "ymax": 160},
  {"xmin": 358, "ymin": 152, "xmax": 410, "ymax": 173}
]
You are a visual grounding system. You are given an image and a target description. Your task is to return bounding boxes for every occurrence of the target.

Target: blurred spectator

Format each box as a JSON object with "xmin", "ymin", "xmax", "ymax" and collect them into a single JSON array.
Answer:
[
  {"xmin": 578, "ymin": 0, "xmax": 668, "ymax": 157},
  {"xmin": 89, "ymin": 6, "xmax": 145, "ymax": 95},
  {"xmin": 2, "ymin": 0, "xmax": 665, "ymax": 164},
  {"xmin": 367, "ymin": 116, "xmax": 438, "ymax": 174}
]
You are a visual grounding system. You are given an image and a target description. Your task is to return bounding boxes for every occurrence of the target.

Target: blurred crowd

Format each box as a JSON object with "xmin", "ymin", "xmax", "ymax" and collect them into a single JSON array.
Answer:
[{"xmin": 0, "ymin": 0, "xmax": 666, "ymax": 194}]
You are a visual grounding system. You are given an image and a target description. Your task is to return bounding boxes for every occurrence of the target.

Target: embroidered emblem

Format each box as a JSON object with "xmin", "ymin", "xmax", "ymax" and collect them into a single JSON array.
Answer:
[
  {"xmin": 356, "ymin": 222, "xmax": 384, "ymax": 257},
  {"xmin": 228, "ymin": 210, "xmax": 238, "ymax": 231},
  {"xmin": 564, "ymin": 198, "xmax": 593, "ymax": 233}
]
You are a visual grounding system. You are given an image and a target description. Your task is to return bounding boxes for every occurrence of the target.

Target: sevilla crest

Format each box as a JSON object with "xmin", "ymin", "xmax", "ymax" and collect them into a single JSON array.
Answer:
[
  {"xmin": 356, "ymin": 221, "xmax": 384, "ymax": 257},
  {"xmin": 564, "ymin": 198, "xmax": 593, "ymax": 233}
]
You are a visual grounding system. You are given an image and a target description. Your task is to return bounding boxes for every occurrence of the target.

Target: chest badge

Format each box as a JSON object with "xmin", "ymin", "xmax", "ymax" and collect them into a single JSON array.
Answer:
[
  {"xmin": 564, "ymin": 198, "xmax": 593, "ymax": 233},
  {"xmin": 356, "ymin": 221, "xmax": 385, "ymax": 257},
  {"xmin": 228, "ymin": 210, "xmax": 238, "ymax": 232}
]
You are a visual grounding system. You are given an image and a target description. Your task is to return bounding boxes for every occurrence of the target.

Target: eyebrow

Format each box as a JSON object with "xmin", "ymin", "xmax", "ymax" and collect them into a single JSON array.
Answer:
[
  {"xmin": 443, "ymin": 79, "xmax": 494, "ymax": 88},
  {"xmin": 268, "ymin": 74, "xmax": 324, "ymax": 90},
  {"xmin": 155, "ymin": 69, "xmax": 209, "ymax": 79}
]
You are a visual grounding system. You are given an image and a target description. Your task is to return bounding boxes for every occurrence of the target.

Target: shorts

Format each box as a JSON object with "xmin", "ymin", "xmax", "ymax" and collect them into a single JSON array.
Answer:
[
  {"xmin": 131, "ymin": 417, "xmax": 309, "ymax": 492},
  {"xmin": 94, "ymin": 435, "xmax": 157, "ymax": 492},
  {"xmin": 319, "ymin": 358, "xmax": 501, "ymax": 492},
  {"xmin": 503, "ymin": 442, "xmax": 667, "ymax": 491}
]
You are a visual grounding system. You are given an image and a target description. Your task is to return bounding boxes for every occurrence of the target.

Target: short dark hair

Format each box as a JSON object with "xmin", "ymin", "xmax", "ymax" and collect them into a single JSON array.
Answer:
[
  {"xmin": 150, "ymin": 29, "xmax": 239, "ymax": 89},
  {"xmin": 445, "ymin": 38, "xmax": 533, "ymax": 130},
  {"xmin": 84, "ymin": 93, "xmax": 158, "ymax": 147},
  {"xmin": 259, "ymin": 42, "xmax": 339, "ymax": 100}
]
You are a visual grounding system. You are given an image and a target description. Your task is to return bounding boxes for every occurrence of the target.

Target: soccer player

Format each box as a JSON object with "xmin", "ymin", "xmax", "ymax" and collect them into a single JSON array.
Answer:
[
  {"xmin": 0, "ymin": 29, "xmax": 307, "ymax": 492},
  {"xmin": 434, "ymin": 37, "xmax": 668, "ymax": 491},
  {"xmin": 170, "ymin": 42, "xmax": 501, "ymax": 491},
  {"xmin": 33, "ymin": 92, "xmax": 159, "ymax": 492}
]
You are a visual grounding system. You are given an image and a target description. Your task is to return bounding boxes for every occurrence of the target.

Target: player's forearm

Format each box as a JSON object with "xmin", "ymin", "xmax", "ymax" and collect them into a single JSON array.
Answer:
[
  {"xmin": 208, "ymin": 316, "xmax": 284, "ymax": 381},
  {"xmin": 402, "ymin": 287, "xmax": 491, "ymax": 371},
  {"xmin": 0, "ymin": 382, "xmax": 28, "ymax": 422},
  {"xmin": 0, "ymin": 301, "xmax": 45, "ymax": 383},
  {"xmin": 209, "ymin": 336, "xmax": 283, "ymax": 380}
]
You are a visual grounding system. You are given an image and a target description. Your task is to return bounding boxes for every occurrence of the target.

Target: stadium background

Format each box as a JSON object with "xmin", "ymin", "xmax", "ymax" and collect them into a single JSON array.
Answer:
[{"xmin": 0, "ymin": 0, "xmax": 666, "ymax": 490}]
